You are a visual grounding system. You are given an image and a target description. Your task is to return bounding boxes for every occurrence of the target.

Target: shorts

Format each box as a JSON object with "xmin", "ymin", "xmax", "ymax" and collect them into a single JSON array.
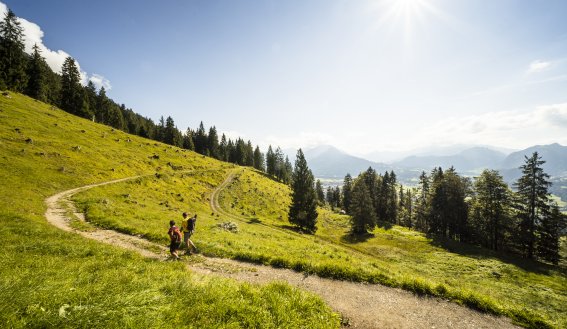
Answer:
[{"xmin": 170, "ymin": 240, "xmax": 181, "ymax": 253}]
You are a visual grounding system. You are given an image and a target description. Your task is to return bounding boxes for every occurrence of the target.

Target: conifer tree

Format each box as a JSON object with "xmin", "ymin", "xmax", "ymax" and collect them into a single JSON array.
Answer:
[
  {"xmin": 326, "ymin": 186, "xmax": 334, "ymax": 207},
  {"xmin": 288, "ymin": 149, "xmax": 318, "ymax": 233},
  {"xmin": 208, "ymin": 126, "xmax": 220, "ymax": 159},
  {"xmin": 60, "ymin": 57, "xmax": 88, "ymax": 117},
  {"xmin": 245, "ymin": 141, "xmax": 254, "ymax": 167},
  {"xmin": 342, "ymin": 173, "xmax": 353, "ymax": 214},
  {"xmin": 469, "ymin": 169, "xmax": 511, "ymax": 251},
  {"xmin": 253, "ymin": 146, "xmax": 265, "ymax": 171},
  {"xmin": 283, "ymin": 156, "xmax": 293, "ymax": 185},
  {"xmin": 25, "ymin": 44, "xmax": 47, "ymax": 101},
  {"xmin": 0, "ymin": 9, "xmax": 27, "ymax": 91},
  {"xmin": 514, "ymin": 152, "xmax": 551, "ymax": 259},
  {"xmin": 537, "ymin": 204, "xmax": 565, "ymax": 264},
  {"xmin": 315, "ymin": 179, "xmax": 325, "ymax": 205},
  {"xmin": 183, "ymin": 128, "xmax": 195, "ymax": 150},
  {"xmin": 349, "ymin": 177, "xmax": 376, "ymax": 234},
  {"xmin": 219, "ymin": 134, "xmax": 228, "ymax": 160},
  {"xmin": 194, "ymin": 121, "xmax": 208, "ymax": 155},
  {"xmin": 415, "ymin": 171, "xmax": 430, "ymax": 231},
  {"xmin": 266, "ymin": 145, "xmax": 276, "ymax": 177}
]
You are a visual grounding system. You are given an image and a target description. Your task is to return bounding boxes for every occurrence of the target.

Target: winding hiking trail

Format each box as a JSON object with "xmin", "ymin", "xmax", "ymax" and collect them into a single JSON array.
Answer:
[{"xmin": 45, "ymin": 170, "xmax": 518, "ymax": 329}]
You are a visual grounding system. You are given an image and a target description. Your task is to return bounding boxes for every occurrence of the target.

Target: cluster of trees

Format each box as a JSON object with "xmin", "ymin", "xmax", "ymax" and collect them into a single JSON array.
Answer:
[
  {"xmin": 1, "ymin": 8, "xmax": 295, "ymax": 183},
  {"xmin": 341, "ymin": 153, "xmax": 565, "ymax": 264}
]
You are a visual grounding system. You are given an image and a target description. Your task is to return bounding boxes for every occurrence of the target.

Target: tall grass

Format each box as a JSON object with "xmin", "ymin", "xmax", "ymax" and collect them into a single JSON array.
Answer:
[
  {"xmin": 75, "ymin": 166, "xmax": 567, "ymax": 328},
  {"xmin": 0, "ymin": 93, "xmax": 339, "ymax": 328}
]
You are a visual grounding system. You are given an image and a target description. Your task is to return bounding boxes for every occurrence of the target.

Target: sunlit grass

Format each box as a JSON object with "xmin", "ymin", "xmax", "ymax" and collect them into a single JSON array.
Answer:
[
  {"xmin": 0, "ymin": 93, "xmax": 340, "ymax": 328},
  {"xmin": 77, "ymin": 164, "xmax": 567, "ymax": 328}
]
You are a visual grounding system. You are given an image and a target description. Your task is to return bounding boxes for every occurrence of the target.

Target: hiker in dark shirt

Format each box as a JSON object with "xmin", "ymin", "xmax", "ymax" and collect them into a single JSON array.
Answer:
[
  {"xmin": 181, "ymin": 212, "xmax": 198, "ymax": 254},
  {"xmin": 167, "ymin": 220, "xmax": 182, "ymax": 260}
]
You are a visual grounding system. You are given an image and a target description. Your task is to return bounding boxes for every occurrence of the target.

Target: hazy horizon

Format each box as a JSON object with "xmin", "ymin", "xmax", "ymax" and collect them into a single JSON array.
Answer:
[{"xmin": 3, "ymin": 0, "xmax": 567, "ymax": 154}]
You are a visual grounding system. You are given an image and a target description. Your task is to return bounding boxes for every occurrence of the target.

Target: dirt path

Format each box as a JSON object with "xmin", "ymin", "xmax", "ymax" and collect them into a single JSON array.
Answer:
[{"xmin": 45, "ymin": 171, "xmax": 518, "ymax": 329}]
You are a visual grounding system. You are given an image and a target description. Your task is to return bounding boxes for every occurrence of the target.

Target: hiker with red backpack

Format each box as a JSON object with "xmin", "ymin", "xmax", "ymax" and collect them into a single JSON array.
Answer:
[{"xmin": 167, "ymin": 220, "xmax": 182, "ymax": 260}]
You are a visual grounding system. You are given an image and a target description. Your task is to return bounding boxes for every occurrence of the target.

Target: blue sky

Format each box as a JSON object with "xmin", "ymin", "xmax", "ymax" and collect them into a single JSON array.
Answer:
[{"xmin": 2, "ymin": 0, "xmax": 567, "ymax": 156}]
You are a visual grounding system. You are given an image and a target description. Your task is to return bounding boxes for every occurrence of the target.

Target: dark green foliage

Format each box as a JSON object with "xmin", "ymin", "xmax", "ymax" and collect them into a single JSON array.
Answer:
[
  {"xmin": 208, "ymin": 126, "xmax": 220, "ymax": 159},
  {"xmin": 24, "ymin": 44, "xmax": 47, "ymax": 101},
  {"xmin": 163, "ymin": 116, "xmax": 182, "ymax": 147},
  {"xmin": 0, "ymin": 9, "xmax": 27, "ymax": 91},
  {"xmin": 349, "ymin": 177, "xmax": 376, "ymax": 234},
  {"xmin": 60, "ymin": 57, "xmax": 89, "ymax": 117},
  {"xmin": 194, "ymin": 121, "xmax": 208, "ymax": 154},
  {"xmin": 288, "ymin": 149, "xmax": 318, "ymax": 233},
  {"xmin": 253, "ymin": 146, "xmax": 265, "ymax": 171},
  {"xmin": 514, "ymin": 152, "xmax": 551, "ymax": 259},
  {"xmin": 315, "ymin": 180, "xmax": 325, "ymax": 205},
  {"xmin": 469, "ymin": 170, "xmax": 512, "ymax": 251},
  {"xmin": 537, "ymin": 203, "xmax": 564, "ymax": 264},
  {"xmin": 342, "ymin": 174, "xmax": 353, "ymax": 214}
]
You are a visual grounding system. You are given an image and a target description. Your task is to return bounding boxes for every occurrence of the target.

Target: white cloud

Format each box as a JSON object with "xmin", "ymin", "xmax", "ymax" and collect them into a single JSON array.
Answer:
[
  {"xmin": 411, "ymin": 103, "xmax": 567, "ymax": 149},
  {"xmin": 527, "ymin": 60, "xmax": 551, "ymax": 73},
  {"xmin": 262, "ymin": 132, "xmax": 335, "ymax": 151},
  {"xmin": 0, "ymin": 1, "xmax": 110, "ymax": 89},
  {"xmin": 88, "ymin": 74, "xmax": 112, "ymax": 91}
]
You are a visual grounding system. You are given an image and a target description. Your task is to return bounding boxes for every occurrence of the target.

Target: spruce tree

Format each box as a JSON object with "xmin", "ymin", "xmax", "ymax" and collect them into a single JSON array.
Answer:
[
  {"xmin": 194, "ymin": 122, "xmax": 208, "ymax": 155},
  {"xmin": 315, "ymin": 179, "xmax": 325, "ymax": 205},
  {"xmin": 470, "ymin": 169, "xmax": 511, "ymax": 250},
  {"xmin": 288, "ymin": 149, "xmax": 318, "ymax": 233},
  {"xmin": 0, "ymin": 9, "xmax": 27, "ymax": 91},
  {"xmin": 183, "ymin": 128, "xmax": 195, "ymax": 150},
  {"xmin": 60, "ymin": 57, "xmax": 86, "ymax": 116},
  {"xmin": 219, "ymin": 134, "xmax": 228, "ymax": 160},
  {"xmin": 514, "ymin": 152, "xmax": 551, "ymax": 259},
  {"xmin": 342, "ymin": 173, "xmax": 353, "ymax": 214},
  {"xmin": 349, "ymin": 178, "xmax": 376, "ymax": 234},
  {"xmin": 253, "ymin": 146, "xmax": 265, "ymax": 171},
  {"xmin": 208, "ymin": 126, "xmax": 220, "ymax": 159},
  {"xmin": 537, "ymin": 204, "xmax": 564, "ymax": 264},
  {"xmin": 25, "ymin": 44, "xmax": 47, "ymax": 101},
  {"xmin": 266, "ymin": 145, "xmax": 276, "ymax": 176}
]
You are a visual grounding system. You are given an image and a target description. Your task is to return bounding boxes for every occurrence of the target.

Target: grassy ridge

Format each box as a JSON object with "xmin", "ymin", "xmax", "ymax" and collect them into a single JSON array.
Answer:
[
  {"xmin": 0, "ymin": 93, "xmax": 340, "ymax": 328},
  {"xmin": 76, "ymin": 164, "xmax": 567, "ymax": 327}
]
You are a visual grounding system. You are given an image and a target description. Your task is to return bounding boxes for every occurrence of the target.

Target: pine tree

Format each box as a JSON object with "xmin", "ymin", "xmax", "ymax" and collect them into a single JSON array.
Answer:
[
  {"xmin": 537, "ymin": 204, "xmax": 565, "ymax": 264},
  {"xmin": 245, "ymin": 141, "xmax": 254, "ymax": 167},
  {"xmin": 194, "ymin": 122, "xmax": 208, "ymax": 155},
  {"xmin": 219, "ymin": 134, "xmax": 228, "ymax": 160},
  {"xmin": 288, "ymin": 149, "xmax": 318, "ymax": 233},
  {"xmin": 283, "ymin": 156, "xmax": 293, "ymax": 185},
  {"xmin": 469, "ymin": 169, "xmax": 512, "ymax": 250},
  {"xmin": 349, "ymin": 177, "xmax": 376, "ymax": 234},
  {"xmin": 415, "ymin": 171, "xmax": 430, "ymax": 232},
  {"xmin": 183, "ymin": 128, "xmax": 195, "ymax": 150},
  {"xmin": 25, "ymin": 44, "xmax": 47, "ymax": 101},
  {"xmin": 60, "ymin": 57, "xmax": 87, "ymax": 117},
  {"xmin": 266, "ymin": 145, "xmax": 276, "ymax": 177},
  {"xmin": 315, "ymin": 179, "xmax": 325, "ymax": 205},
  {"xmin": 342, "ymin": 173, "xmax": 353, "ymax": 214},
  {"xmin": 208, "ymin": 126, "xmax": 220, "ymax": 159},
  {"xmin": 253, "ymin": 146, "xmax": 265, "ymax": 171},
  {"xmin": 514, "ymin": 152, "xmax": 551, "ymax": 259},
  {"xmin": 0, "ymin": 9, "xmax": 27, "ymax": 91},
  {"xmin": 326, "ymin": 186, "xmax": 334, "ymax": 207}
]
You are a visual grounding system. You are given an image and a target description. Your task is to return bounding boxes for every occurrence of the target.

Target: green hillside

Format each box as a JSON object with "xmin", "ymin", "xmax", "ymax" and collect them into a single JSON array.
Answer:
[
  {"xmin": 73, "ymin": 140, "xmax": 567, "ymax": 326},
  {"xmin": 0, "ymin": 93, "xmax": 339, "ymax": 328},
  {"xmin": 3, "ymin": 92, "xmax": 566, "ymax": 328}
]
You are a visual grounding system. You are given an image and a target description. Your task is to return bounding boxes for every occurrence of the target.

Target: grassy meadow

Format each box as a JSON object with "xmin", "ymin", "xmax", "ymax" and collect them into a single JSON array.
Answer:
[
  {"xmin": 0, "ymin": 93, "xmax": 340, "ymax": 328},
  {"xmin": 76, "ymin": 161, "xmax": 567, "ymax": 328}
]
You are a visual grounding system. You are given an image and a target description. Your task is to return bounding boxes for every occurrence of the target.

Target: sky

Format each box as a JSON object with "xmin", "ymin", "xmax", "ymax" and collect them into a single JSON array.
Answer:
[{"xmin": 2, "ymin": 0, "xmax": 567, "ymax": 156}]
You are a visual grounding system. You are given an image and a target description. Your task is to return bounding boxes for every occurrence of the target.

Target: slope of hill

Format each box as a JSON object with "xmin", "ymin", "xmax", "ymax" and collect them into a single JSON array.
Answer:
[
  {"xmin": 72, "ymin": 143, "xmax": 567, "ymax": 325},
  {"xmin": 3, "ymin": 93, "xmax": 566, "ymax": 328},
  {"xmin": 501, "ymin": 143, "xmax": 567, "ymax": 177},
  {"xmin": 0, "ymin": 93, "xmax": 339, "ymax": 328}
]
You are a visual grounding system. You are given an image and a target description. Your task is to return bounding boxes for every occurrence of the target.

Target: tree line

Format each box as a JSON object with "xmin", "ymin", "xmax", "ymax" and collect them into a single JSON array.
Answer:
[
  {"xmin": 0, "ymin": 8, "xmax": 293, "ymax": 184},
  {"xmin": 319, "ymin": 153, "xmax": 564, "ymax": 264}
]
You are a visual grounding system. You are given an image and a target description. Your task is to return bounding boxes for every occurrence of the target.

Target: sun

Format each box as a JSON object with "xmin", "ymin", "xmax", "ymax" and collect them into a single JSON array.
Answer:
[{"xmin": 386, "ymin": 0, "xmax": 430, "ymax": 22}]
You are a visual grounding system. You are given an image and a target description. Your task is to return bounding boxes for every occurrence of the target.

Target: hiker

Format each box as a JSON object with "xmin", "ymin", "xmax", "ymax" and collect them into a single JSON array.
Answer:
[
  {"xmin": 167, "ymin": 220, "xmax": 182, "ymax": 260},
  {"xmin": 182, "ymin": 212, "xmax": 198, "ymax": 254}
]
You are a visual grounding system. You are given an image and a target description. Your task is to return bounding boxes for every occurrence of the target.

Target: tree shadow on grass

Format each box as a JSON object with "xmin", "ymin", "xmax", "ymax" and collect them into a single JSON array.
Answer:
[
  {"xmin": 277, "ymin": 224, "xmax": 316, "ymax": 234},
  {"xmin": 248, "ymin": 218, "xmax": 262, "ymax": 224},
  {"xmin": 340, "ymin": 232, "xmax": 375, "ymax": 244},
  {"xmin": 426, "ymin": 234, "xmax": 562, "ymax": 275}
]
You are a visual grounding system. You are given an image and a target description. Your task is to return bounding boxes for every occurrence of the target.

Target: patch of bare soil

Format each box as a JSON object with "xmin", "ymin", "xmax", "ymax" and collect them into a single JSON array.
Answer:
[{"xmin": 45, "ymin": 172, "xmax": 518, "ymax": 329}]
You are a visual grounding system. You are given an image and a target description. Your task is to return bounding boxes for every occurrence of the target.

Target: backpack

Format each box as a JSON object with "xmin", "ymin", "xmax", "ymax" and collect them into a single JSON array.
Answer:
[
  {"xmin": 171, "ymin": 226, "xmax": 182, "ymax": 242},
  {"xmin": 188, "ymin": 217, "xmax": 196, "ymax": 231}
]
